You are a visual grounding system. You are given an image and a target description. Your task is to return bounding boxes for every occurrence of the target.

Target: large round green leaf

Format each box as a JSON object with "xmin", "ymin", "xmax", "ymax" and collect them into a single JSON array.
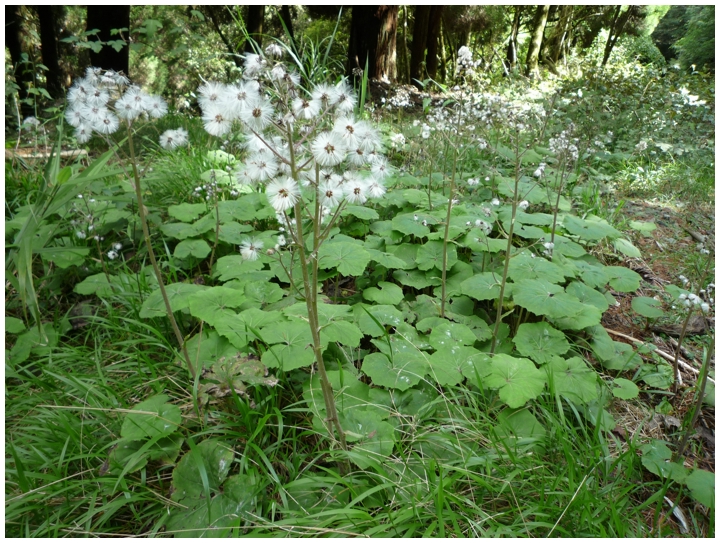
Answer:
[
  {"xmin": 513, "ymin": 322, "xmax": 570, "ymax": 364},
  {"xmin": 319, "ymin": 242, "xmax": 372, "ymax": 276},
  {"xmin": 362, "ymin": 352, "xmax": 428, "ymax": 390},
  {"xmin": 512, "ymin": 279, "xmax": 583, "ymax": 320},
  {"xmin": 563, "ymin": 215, "xmax": 621, "ymax": 241},
  {"xmin": 416, "ymin": 240, "xmax": 457, "ymax": 271},
  {"xmin": 460, "ymin": 272, "xmax": 506, "ymax": 301},
  {"xmin": 484, "ymin": 354, "xmax": 546, "ymax": 408},
  {"xmin": 187, "ymin": 287, "xmax": 247, "ymax": 326},
  {"xmin": 427, "ymin": 345, "xmax": 480, "ymax": 386},
  {"xmin": 565, "ymin": 281, "xmax": 609, "ymax": 313},
  {"xmin": 428, "ymin": 322, "xmax": 477, "ymax": 350},
  {"xmin": 631, "ymin": 296, "xmax": 664, "ymax": 319},
  {"xmin": 507, "ymin": 252, "xmax": 568, "ymax": 284},
  {"xmin": 363, "ymin": 281, "xmax": 404, "ymax": 305},
  {"xmin": 606, "ymin": 266, "xmax": 641, "ymax": 292},
  {"xmin": 120, "ymin": 394, "xmax": 181, "ymax": 440},
  {"xmin": 547, "ymin": 356, "xmax": 599, "ymax": 404}
]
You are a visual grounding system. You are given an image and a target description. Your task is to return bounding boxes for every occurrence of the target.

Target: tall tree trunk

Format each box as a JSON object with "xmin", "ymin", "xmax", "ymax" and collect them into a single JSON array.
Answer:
[
  {"xmin": 425, "ymin": 6, "xmax": 444, "ymax": 81},
  {"xmin": 506, "ymin": 6, "xmax": 523, "ymax": 69},
  {"xmin": 549, "ymin": 5, "xmax": 574, "ymax": 64},
  {"xmin": 86, "ymin": 6, "xmax": 130, "ymax": 75},
  {"xmin": 374, "ymin": 6, "xmax": 398, "ymax": 83},
  {"xmin": 5, "ymin": 5, "xmax": 34, "ymax": 117},
  {"xmin": 525, "ymin": 5, "xmax": 550, "ymax": 78},
  {"xmin": 206, "ymin": 6, "xmax": 243, "ymax": 68},
  {"xmin": 410, "ymin": 5, "xmax": 431, "ymax": 87},
  {"xmin": 401, "ymin": 5, "xmax": 411, "ymax": 83},
  {"xmin": 601, "ymin": 5, "xmax": 637, "ymax": 67},
  {"xmin": 36, "ymin": 6, "xmax": 64, "ymax": 99},
  {"xmin": 245, "ymin": 5, "xmax": 265, "ymax": 52}
]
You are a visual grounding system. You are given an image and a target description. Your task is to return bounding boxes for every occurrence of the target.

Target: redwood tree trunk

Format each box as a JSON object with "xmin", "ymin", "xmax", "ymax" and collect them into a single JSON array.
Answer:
[
  {"xmin": 549, "ymin": 5, "xmax": 574, "ymax": 64},
  {"xmin": 245, "ymin": 5, "xmax": 265, "ymax": 52},
  {"xmin": 410, "ymin": 5, "xmax": 431, "ymax": 87},
  {"xmin": 506, "ymin": 6, "xmax": 523, "ymax": 69},
  {"xmin": 36, "ymin": 5, "xmax": 64, "ymax": 99},
  {"xmin": 601, "ymin": 5, "xmax": 637, "ymax": 67},
  {"xmin": 5, "ymin": 5, "xmax": 34, "ymax": 117},
  {"xmin": 525, "ymin": 5, "xmax": 550, "ymax": 77},
  {"xmin": 86, "ymin": 5, "xmax": 130, "ymax": 75},
  {"xmin": 425, "ymin": 6, "xmax": 444, "ymax": 81},
  {"xmin": 374, "ymin": 6, "xmax": 398, "ymax": 82}
]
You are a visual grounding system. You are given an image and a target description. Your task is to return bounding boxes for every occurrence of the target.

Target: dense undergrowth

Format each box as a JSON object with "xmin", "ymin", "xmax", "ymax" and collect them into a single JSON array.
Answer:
[{"xmin": 5, "ymin": 42, "xmax": 715, "ymax": 537}]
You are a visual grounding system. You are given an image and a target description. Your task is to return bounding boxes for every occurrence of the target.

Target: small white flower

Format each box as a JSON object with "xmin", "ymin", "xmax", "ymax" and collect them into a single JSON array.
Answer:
[
  {"xmin": 266, "ymin": 178, "xmax": 300, "ymax": 213},
  {"xmin": 701, "ymin": 302, "xmax": 710, "ymax": 313},
  {"xmin": 240, "ymin": 96, "xmax": 274, "ymax": 132},
  {"xmin": 491, "ymin": 198, "xmax": 500, "ymax": 206},
  {"xmin": 334, "ymin": 80, "xmax": 357, "ymax": 113},
  {"xmin": 76, "ymin": 231, "xmax": 87, "ymax": 239},
  {"xmin": 319, "ymin": 180, "xmax": 344, "ymax": 208},
  {"xmin": 145, "ymin": 95, "xmax": 168, "ymax": 119},
  {"xmin": 344, "ymin": 178, "xmax": 367, "ymax": 205},
  {"xmin": 202, "ymin": 107, "xmax": 232, "ymax": 137},
  {"xmin": 107, "ymin": 250, "xmax": 118, "ymax": 260},
  {"xmin": 240, "ymin": 238, "xmax": 264, "ymax": 261},
  {"xmin": 311, "ymin": 132, "xmax": 346, "ymax": 167},
  {"xmin": 292, "ymin": 97, "xmax": 320, "ymax": 120},
  {"xmin": 366, "ymin": 179, "xmax": 386, "ymax": 199},
  {"xmin": 246, "ymin": 155, "xmax": 279, "ymax": 183},
  {"xmin": 93, "ymin": 110, "xmax": 120, "ymax": 135},
  {"xmin": 312, "ymin": 83, "xmax": 339, "ymax": 107},
  {"xmin": 518, "ymin": 200, "xmax": 529, "ymax": 210},
  {"xmin": 467, "ymin": 178, "xmax": 479, "ymax": 186},
  {"xmin": 113, "ymin": 243, "xmax": 122, "ymax": 251},
  {"xmin": 276, "ymin": 234, "xmax": 286, "ymax": 246},
  {"xmin": 265, "ymin": 42, "xmax": 284, "ymax": 58}
]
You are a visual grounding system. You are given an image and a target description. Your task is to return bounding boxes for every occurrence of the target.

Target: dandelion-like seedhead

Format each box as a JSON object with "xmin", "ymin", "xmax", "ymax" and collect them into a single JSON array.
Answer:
[{"xmin": 65, "ymin": 68, "xmax": 169, "ymax": 144}]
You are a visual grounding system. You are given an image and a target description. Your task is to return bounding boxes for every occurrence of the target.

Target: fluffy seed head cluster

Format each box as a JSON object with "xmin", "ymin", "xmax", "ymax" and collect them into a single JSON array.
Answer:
[
  {"xmin": 549, "ymin": 127, "xmax": 579, "ymax": 163},
  {"xmin": 66, "ymin": 68, "xmax": 168, "ymax": 143}
]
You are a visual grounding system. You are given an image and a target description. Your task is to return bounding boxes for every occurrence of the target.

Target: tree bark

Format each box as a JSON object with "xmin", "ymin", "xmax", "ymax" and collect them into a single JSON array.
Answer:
[
  {"xmin": 549, "ymin": 5, "xmax": 574, "ymax": 64},
  {"xmin": 425, "ymin": 6, "xmax": 444, "ymax": 81},
  {"xmin": 525, "ymin": 5, "xmax": 550, "ymax": 78},
  {"xmin": 601, "ymin": 5, "xmax": 637, "ymax": 67},
  {"xmin": 506, "ymin": 6, "xmax": 523, "ymax": 69},
  {"xmin": 86, "ymin": 6, "xmax": 130, "ymax": 75},
  {"xmin": 374, "ymin": 6, "xmax": 398, "ymax": 82},
  {"xmin": 245, "ymin": 5, "xmax": 265, "ymax": 52},
  {"xmin": 5, "ymin": 5, "xmax": 34, "ymax": 117},
  {"xmin": 205, "ymin": 6, "xmax": 243, "ymax": 68},
  {"xmin": 36, "ymin": 6, "xmax": 64, "ymax": 99},
  {"xmin": 410, "ymin": 5, "xmax": 431, "ymax": 87}
]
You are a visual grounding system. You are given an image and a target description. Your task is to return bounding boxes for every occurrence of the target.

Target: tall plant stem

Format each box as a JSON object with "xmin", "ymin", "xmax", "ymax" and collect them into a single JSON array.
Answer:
[
  {"xmin": 490, "ymin": 142, "xmax": 521, "ymax": 355},
  {"xmin": 672, "ymin": 257, "xmax": 712, "ymax": 394},
  {"xmin": 673, "ymin": 339, "xmax": 713, "ymax": 461},
  {"xmin": 127, "ymin": 131, "xmax": 196, "ymax": 379},
  {"xmin": 440, "ymin": 150, "xmax": 459, "ymax": 318},
  {"xmin": 286, "ymin": 132, "xmax": 347, "ymax": 456}
]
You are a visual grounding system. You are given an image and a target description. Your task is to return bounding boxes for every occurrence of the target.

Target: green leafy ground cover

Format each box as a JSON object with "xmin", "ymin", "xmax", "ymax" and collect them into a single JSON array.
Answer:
[{"xmin": 5, "ymin": 45, "xmax": 714, "ymax": 537}]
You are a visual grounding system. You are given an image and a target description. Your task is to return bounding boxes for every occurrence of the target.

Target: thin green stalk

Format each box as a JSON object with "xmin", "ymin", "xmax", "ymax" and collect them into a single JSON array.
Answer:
[
  {"xmin": 440, "ymin": 151, "xmax": 459, "ymax": 318},
  {"xmin": 490, "ymin": 137, "xmax": 522, "ymax": 355},
  {"xmin": 127, "ymin": 130, "xmax": 196, "ymax": 379},
  {"xmin": 674, "ymin": 340, "xmax": 713, "ymax": 461}
]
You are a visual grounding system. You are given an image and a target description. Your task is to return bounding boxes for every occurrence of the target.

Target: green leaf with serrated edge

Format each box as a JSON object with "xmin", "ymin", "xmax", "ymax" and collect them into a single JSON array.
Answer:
[
  {"xmin": 262, "ymin": 342, "xmax": 314, "ymax": 371},
  {"xmin": 563, "ymin": 215, "xmax": 621, "ymax": 241},
  {"xmin": 552, "ymin": 235, "xmax": 587, "ymax": 258},
  {"xmin": 165, "ymin": 474, "xmax": 256, "ymax": 537},
  {"xmin": 160, "ymin": 222, "xmax": 198, "ymax": 240},
  {"xmin": 637, "ymin": 363, "xmax": 674, "ymax": 389},
  {"xmin": 428, "ymin": 345, "xmax": 479, "ymax": 386},
  {"xmin": 629, "ymin": 220, "xmax": 657, "ymax": 236},
  {"xmin": 140, "ymin": 282, "xmax": 208, "ymax": 318},
  {"xmin": 186, "ymin": 287, "xmax": 247, "ymax": 326},
  {"xmin": 573, "ymin": 259, "xmax": 609, "ymax": 288},
  {"xmin": 121, "ymin": 394, "xmax": 181, "ymax": 440},
  {"xmin": 362, "ymin": 352, "xmax": 428, "ymax": 390},
  {"xmin": 596, "ymin": 341, "xmax": 642, "ymax": 371},
  {"xmin": 507, "ymin": 252, "xmax": 567, "ymax": 284},
  {"xmin": 631, "ymin": 296, "xmax": 665, "ymax": 319},
  {"xmin": 459, "ymin": 351, "xmax": 494, "ymax": 386},
  {"xmin": 318, "ymin": 242, "xmax": 371, "ymax": 276},
  {"xmin": 565, "ymin": 281, "xmax": 609, "ymax": 312},
  {"xmin": 244, "ymin": 281, "xmax": 284, "ymax": 306},
  {"xmin": 168, "ymin": 203, "xmax": 207, "ymax": 223},
  {"xmin": 447, "ymin": 312, "xmax": 493, "ymax": 342},
  {"xmin": 174, "ymin": 238, "xmax": 211, "ymax": 259},
  {"xmin": 39, "ymin": 246, "xmax": 90, "ymax": 268},
  {"xmin": 355, "ymin": 304, "xmax": 404, "ymax": 336},
  {"xmin": 171, "ymin": 439, "xmax": 234, "ymax": 501},
  {"xmin": 365, "ymin": 248, "xmax": 407, "ymax": 269},
  {"xmin": 460, "ymin": 231, "xmax": 508, "ymax": 253},
  {"xmin": 613, "ymin": 238, "xmax": 641, "ymax": 258},
  {"xmin": 393, "ymin": 269, "xmax": 441, "ymax": 289},
  {"xmin": 321, "ymin": 320, "xmax": 363, "ymax": 347},
  {"xmin": 513, "ymin": 322, "xmax": 570, "ymax": 364},
  {"xmin": 550, "ymin": 304, "xmax": 602, "ymax": 330},
  {"xmin": 340, "ymin": 410, "xmax": 396, "ymax": 470},
  {"xmin": 495, "ymin": 408, "xmax": 546, "ymax": 451},
  {"xmin": 511, "ymin": 279, "xmax": 582, "ymax": 319},
  {"xmin": 416, "ymin": 240, "xmax": 457, "ymax": 271},
  {"xmin": 217, "ymin": 222, "xmax": 253, "ymax": 245},
  {"xmin": 206, "ymin": 149, "xmax": 236, "ymax": 165},
  {"xmin": 429, "ymin": 322, "xmax": 477, "ymax": 350},
  {"xmin": 386, "ymin": 243, "xmax": 418, "ymax": 268},
  {"xmin": 612, "ymin": 378, "xmax": 639, "ymax": 400},
  {"xmin": 363, "ymin": 281, "xmax": 404, "ymax": 305},
  {"xmin": 214, "ymin": 255, "xmax": 263, "ymax": 282},
  {"xmin": 547, "ymin": 356, "xmax": 598, "ymax": 404},
  {"xmin": 341, "ymin": 205, "xmax": 379, "ymax": 220},
  {"xmin": 685, "ymin": 469, "xmax": 714, "ymax": 507},
  {"xmin": 6, "ymin": 317, "xmax": 25, "ymax": 334},
  {"xmin": 460, "ymin": 272, "xmax": 506, "ymax": 301},
  {"xmin": 484, "ymin": 354, "xmax": 546, "ymax": 408},
  {"xmin": 606, "ymin": 266, "xmax": 641, "ymax": 292},
  {"xmin": 640, "ymin": 440, "xmax": 688, "ymax": 482},
  {"xmin": 183, "ymin": 330, "xmax": 238, "ymax": 371},
  {"xmin": 391, "ymin": 214, "xmax": 431, "ymax": 237},
  {"xmin": 73, "ymin": 273, "xmax": 115, "ymax": 296}
]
